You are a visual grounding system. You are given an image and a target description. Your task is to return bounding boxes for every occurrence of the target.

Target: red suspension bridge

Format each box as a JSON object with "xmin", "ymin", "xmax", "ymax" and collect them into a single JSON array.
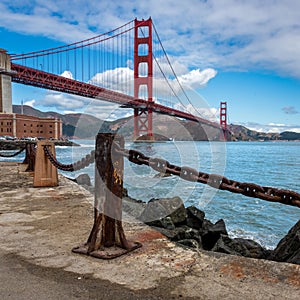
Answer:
[{"xmin": 7, "ymin": 18, "xmax": 226, "ymax": 140}]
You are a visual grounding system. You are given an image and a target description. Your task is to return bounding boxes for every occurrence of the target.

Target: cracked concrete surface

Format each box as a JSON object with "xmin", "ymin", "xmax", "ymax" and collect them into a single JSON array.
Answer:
[{"xmin": 0, "ymin": 162, "xmax": 299, "ymax": 299}]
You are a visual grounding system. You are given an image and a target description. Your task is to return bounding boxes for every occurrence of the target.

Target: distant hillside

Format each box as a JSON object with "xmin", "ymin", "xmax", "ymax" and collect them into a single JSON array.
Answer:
[
  {"xmin": 227, "ymin": 124, "xmax": 300, "ymax": 141},
  {"xmin": 12, "ymin": 105, "xmax": 300, "ymax": 141}
]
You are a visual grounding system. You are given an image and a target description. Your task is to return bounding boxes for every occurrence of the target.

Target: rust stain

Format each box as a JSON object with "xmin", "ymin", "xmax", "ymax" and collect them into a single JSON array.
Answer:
[
  {"xmin": 132, "ymin": 230, "xmax": 165, "ymax": 243},
  {"xmin": 220, "ymin": 260, "xmax": 300, "ymax": 287},
  {"xmin": 220, "ymin": 262, "xmax": 246, "ymax": 279},
  {"xmin": 174, "ymin": 258, "xmax": 196, "ymax": 268},
  {"xmin": 287, "ymin": 270, "xmax": 300, "ymax": 287}
]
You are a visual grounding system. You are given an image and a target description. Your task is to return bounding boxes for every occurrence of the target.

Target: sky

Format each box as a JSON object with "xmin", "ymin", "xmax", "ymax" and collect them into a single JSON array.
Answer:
[{"xmin": 1, "ymin": 0, "xmax": 300, "ymax": 133}]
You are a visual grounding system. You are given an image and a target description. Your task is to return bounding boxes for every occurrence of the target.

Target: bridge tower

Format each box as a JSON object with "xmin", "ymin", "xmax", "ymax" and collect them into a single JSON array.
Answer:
[
  {"xmin": 133, "ymin": 18, "xmax": 154, "ymax": 141},
  {"xmin": 220, "ymin": 101, "xmax": 227, "ymax": 141},
  {"xmin": 0, "ymin": 49, "xmax": 13, "ymax": 113}
]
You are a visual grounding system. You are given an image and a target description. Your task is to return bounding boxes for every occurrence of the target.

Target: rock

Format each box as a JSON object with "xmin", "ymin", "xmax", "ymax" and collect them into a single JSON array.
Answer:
[
  {"xmin": 159, "ymin": 216, "xmax": 176, "ymax": 230},
  {"xmin": 122, "ymin": 196, "xmax": 146, "ymax": 219},
  {"xmin": 122, "ymin": 187, "xmax": 128, "ymax": 197},
  {"xmin": 201, "ymin": 219, "xmax": 228, "ymax": 250},
  {"xmin": 177, "ymin": 239, "xmax": 201, "ymax": 249},
  {"xmin": 153, "ymin": 225, "xmax": 201, "ymax": 244},
  {"xmin": 75, "ymin": 174, "xmax": 91, "ymax": 186},
  {"xmin": 186, "ymin": 206, "xmax": 205, "ymax": 229},
  {"xmin": 139, "ymin": 196, "xmax": 187, "ymax": 226},
  {"xmin": 268, "ymin": 220, "xmax": 300, "ymax": 264},
  {"xmin": 212, "ymin": 235, "xmax": 268, "ymax": 259}
]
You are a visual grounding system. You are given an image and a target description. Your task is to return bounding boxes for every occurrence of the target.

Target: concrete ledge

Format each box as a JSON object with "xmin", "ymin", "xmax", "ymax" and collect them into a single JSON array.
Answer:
[{"xmin": 0, "ymin": 162, "xmax": 299, "ymax": 299}]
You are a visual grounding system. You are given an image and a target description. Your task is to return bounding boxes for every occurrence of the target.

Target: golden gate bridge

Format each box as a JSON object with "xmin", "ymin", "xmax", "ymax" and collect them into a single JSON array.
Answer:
[{"xmin": 8, "ymin": 18, "xmax": 227, "ymax": 140}]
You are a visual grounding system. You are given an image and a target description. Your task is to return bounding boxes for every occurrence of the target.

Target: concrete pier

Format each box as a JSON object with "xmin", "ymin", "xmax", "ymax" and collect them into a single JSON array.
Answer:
[
  {"xmin": 0, "ymin": 49, "xmax": 12, "ymax": 113},
  {"xmin": 0, "ymin": 162, "xmax": 299, "ymax": 299}
]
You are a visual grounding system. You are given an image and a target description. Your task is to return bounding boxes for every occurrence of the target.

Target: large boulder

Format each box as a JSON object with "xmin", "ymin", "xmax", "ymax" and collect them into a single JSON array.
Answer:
[
  {"xmin": 139, "ymin": 196, "xmax": 187, "ymax": 227},
  {"xmin": 186, "ymin": 206, "xmax": 205, "ymax": 229},
  {"xmin": 153, "ymin": 225, "xmax": 201, "ymax": 247},
  {"xmin": 212, "ymin": 235, "xmax": 269, "ymax": 259},
  {"xmin": 268, "ymin": 220, "xmax": 300, "ymax": 264},
  {"xmin": 74, "ymin": 173, "xmax": 91, "ymax": 186},
  {"xmin": 201, "ymin": 219, "xmax": 228, "ymax": 250}
]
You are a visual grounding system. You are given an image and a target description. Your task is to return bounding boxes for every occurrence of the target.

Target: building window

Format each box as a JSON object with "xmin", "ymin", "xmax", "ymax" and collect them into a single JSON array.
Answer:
[
  {"xmin": 24, "ymin": 124, "xmax": 26, "ymax": 126},
  {"xmin": 24, "ymin": 130, "xmax": 26, "ymax": 133},
  {"xmin": 49, "ymin": 131, "xmax": 52, "ymax": 134},
  {"xmin": 49, "ymin": 125, "xmax": 53, "ymax": 128}
]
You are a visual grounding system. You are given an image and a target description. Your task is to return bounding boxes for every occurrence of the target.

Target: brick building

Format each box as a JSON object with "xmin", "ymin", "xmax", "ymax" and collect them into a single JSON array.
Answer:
[{"xmin": 0, "ymin": 113, "xmax": 62, "ymax": 139}]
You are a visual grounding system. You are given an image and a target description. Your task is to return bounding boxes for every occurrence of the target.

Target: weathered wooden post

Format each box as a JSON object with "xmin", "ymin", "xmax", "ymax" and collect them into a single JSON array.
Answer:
[
  {"xmin": 33, "ymin": 140, "xmax": 58, "ymax": 187},
  {"xmin": 72, "ymin": 133, "xmax": 141, "ymax": 259}
]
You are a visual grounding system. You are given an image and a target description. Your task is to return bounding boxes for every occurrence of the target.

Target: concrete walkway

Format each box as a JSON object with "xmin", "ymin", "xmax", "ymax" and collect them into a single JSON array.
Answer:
[{"xmin": 0, "ymin": 162, "xmax": 299, "ymax": 299}]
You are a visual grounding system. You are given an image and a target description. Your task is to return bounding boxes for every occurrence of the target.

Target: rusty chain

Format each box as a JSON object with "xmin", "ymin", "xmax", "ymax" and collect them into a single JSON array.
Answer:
[
  {"xmin": 41, "ymin": 142, "xmax": 300, "ymax": 208},
  {"xmin": 43, "ymin": 145, "xmax": 95, "ymax": 172},
  {"xmin": 113, "ymin": 144, "xmax": 300, "ymax": 208},
  {"xmin": 0, "ymin": 146, "xmax": 26, "ymax": 158}
]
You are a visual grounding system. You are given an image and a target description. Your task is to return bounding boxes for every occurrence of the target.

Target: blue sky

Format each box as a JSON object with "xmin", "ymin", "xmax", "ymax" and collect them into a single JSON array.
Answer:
[{"xmin": 1, "ymin": 0, "xmax": 300, "ymax": 133}]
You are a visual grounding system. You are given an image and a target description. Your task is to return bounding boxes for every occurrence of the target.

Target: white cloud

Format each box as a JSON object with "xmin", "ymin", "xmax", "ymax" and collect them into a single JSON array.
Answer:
[
  {"xmin": 89, "ymin": 66, "xmax": 216, "ymax": 100},
  {"xmin": 282, "ymin": 106, "xmax": 299, "ymax": 115},
  {"xmin": 2, "ymin": 1, "xmax": 300, "ymax": 77},
  {"xmin": 38, "ymin": 92, "xmax": 90, "ymax": 110},
  {"xmin": 174, "ymin": 103, "xmax": 219, "ymax": 122},
  {"xmin": 61, "ymin": 70, "xmax": 73, "ymax": 79},
  {"xmin": 178, "ymin": 69, "xmax": 217, "ymax": 89},
  {"xmin": 24, "ymin": 99, "xmax": 35, "ymax": 107}
]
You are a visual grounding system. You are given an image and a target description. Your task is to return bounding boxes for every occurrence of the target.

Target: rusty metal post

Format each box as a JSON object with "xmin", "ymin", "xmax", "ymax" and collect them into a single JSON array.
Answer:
[
  {"xmin": 22, "ymin": 143, "xmax": 36, "ymax": 172},
  {"xmin": 72, "ymin": 133, "xmax": 142, "ymax": 259},
  {"xmin": 33, "ymin": 140, "xmax": 58, "ymax": 187}
]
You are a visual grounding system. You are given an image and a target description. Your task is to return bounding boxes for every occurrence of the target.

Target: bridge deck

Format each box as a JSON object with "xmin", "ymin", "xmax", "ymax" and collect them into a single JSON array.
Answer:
[{"xmin": 0, "ymin": 162, "xmax": 299, "ymax": 299}]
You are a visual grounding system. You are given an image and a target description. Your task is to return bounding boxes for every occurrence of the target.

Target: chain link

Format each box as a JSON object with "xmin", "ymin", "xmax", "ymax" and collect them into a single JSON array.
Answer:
[
  {"xmin": 43, "ymin": 146, "xmax": 95, "ymax": 172},
  {"xmin": 42, "ymin": 142, "xmax": 300, "ymax": 208},
  {"xmin": 0, "ymin": 146, "xmax": 26, "ymax": 157},
  {"xmin": 115, "ymin": 147, "xmax": 300, "ymax": 208}
]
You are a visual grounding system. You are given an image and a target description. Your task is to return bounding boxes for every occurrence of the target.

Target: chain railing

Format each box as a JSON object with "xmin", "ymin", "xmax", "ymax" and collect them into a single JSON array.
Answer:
[
  {"xmin": 0, "ymin": 146, "xmax": 26, "ymax": 157},
  {"xmin": 113, "ymin": 143, "xmax": 300, "ymax": 208},
  {"xmin": 43, "ymin": 145, "xmax": 95, "ymax": 172},
  {"xmin": 41, "ymin": 140, "xmax": 300, "ymax": 208}
]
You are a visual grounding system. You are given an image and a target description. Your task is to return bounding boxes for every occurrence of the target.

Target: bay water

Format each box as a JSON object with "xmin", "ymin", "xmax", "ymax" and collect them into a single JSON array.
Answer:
[{"xmin": 3, "ymin": 140, "xmax": 300, "ymax": 249}]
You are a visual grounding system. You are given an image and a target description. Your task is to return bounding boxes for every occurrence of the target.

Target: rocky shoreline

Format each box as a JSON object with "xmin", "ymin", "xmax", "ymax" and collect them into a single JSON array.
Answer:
[
  {"xmin": 0, "ymin": 139, "xmax": 79, "ymax": 150},
  {"xmin": 74, "ymin": 174, "xmax": 300, "ymax": 265}
]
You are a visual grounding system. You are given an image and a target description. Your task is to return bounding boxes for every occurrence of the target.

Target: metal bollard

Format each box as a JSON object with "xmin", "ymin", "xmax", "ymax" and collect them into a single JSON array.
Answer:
[
  {"xmin": 33, "ymin": 140, "xmax": 58, "ymax": 187},
  {"xmin": 72, "ymin": 133, "xmax": 142, "ymax": 259}
]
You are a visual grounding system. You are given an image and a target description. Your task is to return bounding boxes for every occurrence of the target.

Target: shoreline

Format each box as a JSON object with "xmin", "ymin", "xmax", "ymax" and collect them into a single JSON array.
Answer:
[{"xmin": 0, "ymin": 139, "xmax": 80, "ymax": 150}]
